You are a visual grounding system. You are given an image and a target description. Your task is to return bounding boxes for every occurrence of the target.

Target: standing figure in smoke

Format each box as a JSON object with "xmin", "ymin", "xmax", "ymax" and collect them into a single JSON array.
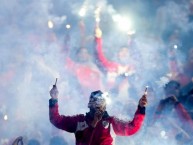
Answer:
[
  {"xmin": 49, "ymin": 83, "xmax": 147, "ymax": 145},
  {"xmin": 63, "ymin": 25, "xmax": 105, "ymax": 97},
  {"xmin": 64, "ymin": 47, "xmax": 104, "ymax": 98},
  {"xmin": 148, "ymin": 80, "xmax": 193, "ymax": 145},
  {"xmin": 94, "ymin": 26, "xmax": 139, "ymax": 101}
]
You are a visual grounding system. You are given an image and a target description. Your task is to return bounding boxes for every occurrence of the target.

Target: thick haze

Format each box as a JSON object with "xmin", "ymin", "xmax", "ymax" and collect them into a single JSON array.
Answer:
[{"xmin": 0, "ymin": 0, "xmax": 193, "ymax": 145}]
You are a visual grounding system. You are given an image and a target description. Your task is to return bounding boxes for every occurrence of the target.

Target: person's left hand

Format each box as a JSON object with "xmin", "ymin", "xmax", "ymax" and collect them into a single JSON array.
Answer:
[
  {"xmin": 49, "ymin": 85, "xmax": 59, "ymax": 99},
  {"xmin": 139, "ymin": 94, "xmax": 148, "ymax": 107},
  {"xmin": 12, "ymin": 136, "xmax": 23, "ymax": 145}
]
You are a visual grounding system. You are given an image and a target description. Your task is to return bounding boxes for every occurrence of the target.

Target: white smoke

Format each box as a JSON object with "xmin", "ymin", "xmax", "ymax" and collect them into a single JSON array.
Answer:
[{"xmin": 0, "ymin": 0, "xmax": 193, "ymax": 145}]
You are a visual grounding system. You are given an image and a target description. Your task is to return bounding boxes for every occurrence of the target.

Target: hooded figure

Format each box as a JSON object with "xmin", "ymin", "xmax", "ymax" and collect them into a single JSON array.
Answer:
[{"xmin": 49, "ymin": 85, "xmax": 147, "ymax": 145}]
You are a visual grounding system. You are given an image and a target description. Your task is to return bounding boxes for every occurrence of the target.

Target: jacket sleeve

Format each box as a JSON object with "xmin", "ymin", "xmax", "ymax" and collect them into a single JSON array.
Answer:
[
  {"xmin": 49, "ymin": 98, "xmax": 80, "ymax": 133},
  {"xmin": 175, "ymin": 103, "xmax": 193, "ymax": 134},
  {"xmin": 111, "ymin": 106, "xmax": 145, "ymax": 136},
  {"xmin": 95, "ymin": 37, "xmax": 118, "ymax": 72},
  {"xmin": 65, "ymin": 57, "xmax": 76, "ymax": 73},
  {"xmin": 175, "ymin": 103, "xmax": 192, "ymax": 122}
]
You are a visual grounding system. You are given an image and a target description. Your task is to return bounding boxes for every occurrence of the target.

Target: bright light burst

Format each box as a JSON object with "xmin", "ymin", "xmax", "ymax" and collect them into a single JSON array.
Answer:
[
  {"xmin": 112, "ymin": 14, "xmax": 121, "ymax": 22},
  {"xmin": 95, "ymin": 7, "xmax": 101, "ymax": 22},
  {"xmin": 79, "ymin": 7, "xmax": 86, "ymax": 17},
  {"xmin": 144, "ymin": 86, "xmax": 149, "ymax": 95},
  {"xmin": 102, "ymin": 92, "xmax": 111, "ymax": 105},
  {"xmin": 95, "ymin": 17, "xmax": 100, "ymax": 23},
  {"xmin": 66, "ymin": 24, "xmax": 71, "ymax": 29},
  {"xmin": 160, "ymin": 130, "xmax": 168, "ymax": 139},
  {"xmin": 173, "ymin": 44, "xmax": 178, "ymax": 49},
  {"xmin": 4, "ymin": 115, "xmax": 8, "ymax": 121},
  {"xmin": 112, "ymin": 14, "xmax": 134, "ymax": 33},
  {"xmin": 48, "ymin": 20, "xmax": 54, "ymax": 29},
  {"xmin": 124, "ymin": 72, "xmax": 129, "ymax": 77}
]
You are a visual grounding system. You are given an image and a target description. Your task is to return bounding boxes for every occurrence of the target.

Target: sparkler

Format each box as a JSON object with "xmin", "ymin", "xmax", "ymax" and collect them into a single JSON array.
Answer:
[
  {"xmin": 53, "ymin": 78, "xmax": 58, "ymax": 88},
  {"xmin": 144, "ymin": 86, "xmax": 149, "ymax": 95},
  {"xmin": 55, "ymin": 78, "xmax": 58, "ymax": 86},
  {"xmin": 95, "ymin": 6, "xmax": 101, "ymax": 27}
]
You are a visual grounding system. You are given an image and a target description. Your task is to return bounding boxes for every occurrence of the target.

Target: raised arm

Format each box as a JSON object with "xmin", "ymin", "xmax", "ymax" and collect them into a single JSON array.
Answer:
[
  {"xmin": 174, "ymin": 101, "xmax": 193, "ymax": 134},
  {"xmin": 49, "ymin": 85, "xmax": 81, "ymax": 133},
  {"xmin": 111, "ymin": 95, "xmax": 147, "ymax": 136},
  {"xmin": 95, "ymin": 27, "xmax": 118, "ymax": 72},
  {"xmin": 153, "ymin": 96, "xmax": 193, "ymax": 134}
]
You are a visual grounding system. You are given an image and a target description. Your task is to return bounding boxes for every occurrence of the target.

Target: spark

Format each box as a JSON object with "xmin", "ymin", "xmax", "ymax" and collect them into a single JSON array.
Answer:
[
  {"xmin": 95, "ymin": 7, "xmax": 101, "ymax": 22},
  {"xmin": 48, "ymin": 20, "xmax": 54, "ymax": 29},
  {"xmin": 145, "ymin": 86, "xmax": 149, "ymax": 95},
  {"xmin": 95, "ymin": 17, "xmax": 100, "ymax": 23},
  {"xmin": 79, "ymin": 7, "xmax": 86, "ymax": 17},
  {"xmin": 160, "ymin": 130, "xmax": 168, "ymax": 139},
  {"xmin": 102, "ymin": 92, "xmax": 111, "ymax": 105},
  {"xmin": 173, "ymin": 44, "xmax": 178, "ymax": 49},
  {"xmin": 66, "ymin": 24, "xmax": 71, "ymax": 29},
  {"xmin": 124, "ymin": 72, "xmax": 129, "ymax": 77},
  {"xmin": 4, "ymin": 115, "xmax": 8, "ymax": 121}
]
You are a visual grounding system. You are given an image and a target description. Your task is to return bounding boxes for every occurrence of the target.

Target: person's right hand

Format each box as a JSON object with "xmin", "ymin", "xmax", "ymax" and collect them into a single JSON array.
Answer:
[
  {"xmin": 49, "ymin": 85, "xmax": 59, "ymax": 99},
  {"xmin": 95, "ymin": 27, "xmax": 102, "ymax": 38},
  {"xmin": 139, "ymin": 94, "xmax": 148, "ymax": 108}
]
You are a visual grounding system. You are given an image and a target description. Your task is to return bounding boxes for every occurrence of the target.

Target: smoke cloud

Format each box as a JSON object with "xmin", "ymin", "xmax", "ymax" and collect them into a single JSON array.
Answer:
[{"xmin": 0, "ymin": 0, "xmax": 193, "ymax": 145}]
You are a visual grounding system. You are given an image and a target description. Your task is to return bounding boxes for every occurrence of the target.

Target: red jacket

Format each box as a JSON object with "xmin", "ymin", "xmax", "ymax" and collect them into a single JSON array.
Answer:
[
  {"xmin": 49, "ymin": 99, "xmax": 145, "ymax": 145},
  {"xmin": 65, "ymin": 57, "xmax": 104, "ymax": 96}
]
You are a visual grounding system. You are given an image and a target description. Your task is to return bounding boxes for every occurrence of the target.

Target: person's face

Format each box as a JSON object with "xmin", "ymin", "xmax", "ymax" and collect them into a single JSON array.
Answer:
[
  {"xmin": 95, "ymin": 105, "xmax": 106, "ymax": 113},
  {"xmin": 118, "ymin": 47, "xmax": 130, "ymax": 64},
  {"xmin": 78, "ymin": 48, "xmax": 90, "ymax": 62},
  {"xmin": 90, "ymin": 104, "xmax": 106, "ymax": 115},
  {"xmin": 89, "ymin": 105, "xmax": 106, "ymax": 120},
  {"xmin": 165, "ymin": 84, "xmax": 180, "ymax": 97}
]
